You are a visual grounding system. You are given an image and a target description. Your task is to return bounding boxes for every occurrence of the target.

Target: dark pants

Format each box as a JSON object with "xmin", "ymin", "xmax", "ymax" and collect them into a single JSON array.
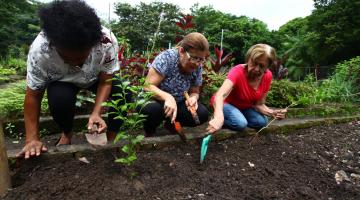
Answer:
[
  {"xmin": 140, "ymin": 100, "xmax": 209, "ymax": 134},
  {"xmin": 47, "ymin": 78, "xmax": 128, "ymax": 134}
]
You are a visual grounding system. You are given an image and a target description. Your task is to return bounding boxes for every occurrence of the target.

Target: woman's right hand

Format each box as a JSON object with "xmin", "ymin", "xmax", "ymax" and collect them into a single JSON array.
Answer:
[
  {"xmin": 272, "ymin": 109, "xmax": 287, "ymax": 120},
  {"xmin": 164, "ymin": 95, "xmax": 177, "ymax": 123},
  {"xmin": 16, "ymin": 140, "xmax": 48, "ymax": 159},
  {"xmin": 206, "ymin": 114, "xmax": 224, "ymax": 134}
]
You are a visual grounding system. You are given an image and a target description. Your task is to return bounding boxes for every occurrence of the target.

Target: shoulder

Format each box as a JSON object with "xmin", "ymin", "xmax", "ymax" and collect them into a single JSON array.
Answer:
[
  {"xmin": 151, "ymin": 49, "xmax": 178, "ymax": 75},
  {"xmin": 154, "ymin": 48, "xmax": 179, "ymax": 65},
  {"xmin": 100, "ymin": 26, "xmax": 118, "ymax": 45},
  {"xmin": 159, "ymin": 48, "xmax": 178, "ymax": 59},
  {"xmin": 28, "ymin": 32, "xmax": 53, "ymax": 67},
  {"xmin": 228, "ymin": 64, "xmax": 245, "ymax": 76},
  {"xmin": 29, "ymin": 32, "xmax": 51, "ymax": 56},
  {"xmin": 264, "ymin": 69, "xmax": 273, "ymax": 81}
]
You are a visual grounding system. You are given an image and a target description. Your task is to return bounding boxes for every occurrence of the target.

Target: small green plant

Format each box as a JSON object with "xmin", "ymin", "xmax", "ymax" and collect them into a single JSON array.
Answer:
[
  {"xmin": 5, "ymin": 123, "xmax": 15, "ymax": 138},
  {"xmin": 39, "ymin": 128, "xmax": 50, "ymax": 138},
  {"xmin": 4, "ymin": 122, "xmax": 23, "ymax": 139},
  {"xmin": 76, "ymin": 90, "xmax": 95, "ymax": 109},
  {"xmin": 104, "ymin": 76, "xmax": 152, "ymax": 166}
]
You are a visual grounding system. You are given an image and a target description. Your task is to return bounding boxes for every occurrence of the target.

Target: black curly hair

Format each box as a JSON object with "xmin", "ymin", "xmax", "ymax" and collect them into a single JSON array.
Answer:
[{"xmin": 39, "ymin": 0, "xmax": 102, "ymax": 51}]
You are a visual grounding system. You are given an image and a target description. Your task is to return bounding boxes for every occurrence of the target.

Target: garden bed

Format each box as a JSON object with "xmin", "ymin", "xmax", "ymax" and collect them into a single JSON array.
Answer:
[{"xmin": 3, "ymin": 122, "xmax": 360, "ymax": 200}]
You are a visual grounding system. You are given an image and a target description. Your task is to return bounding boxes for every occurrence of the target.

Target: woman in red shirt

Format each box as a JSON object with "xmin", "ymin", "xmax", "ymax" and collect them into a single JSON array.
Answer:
[{"xmin": 207, "ymin": 44, "xmax": 287, "ymax": 133}]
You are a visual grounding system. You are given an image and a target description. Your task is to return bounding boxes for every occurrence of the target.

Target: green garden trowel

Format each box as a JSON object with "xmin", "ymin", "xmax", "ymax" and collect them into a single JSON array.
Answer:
[{"xmin": 200, "ymin": 134, "xmax": 212, "ymax": 164}]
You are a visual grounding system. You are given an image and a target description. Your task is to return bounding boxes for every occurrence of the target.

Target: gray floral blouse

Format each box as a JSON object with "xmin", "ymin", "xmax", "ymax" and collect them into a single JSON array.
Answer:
[{"xmin": 150, "ymin": 48, "xmax": 202, "ymax": 102}]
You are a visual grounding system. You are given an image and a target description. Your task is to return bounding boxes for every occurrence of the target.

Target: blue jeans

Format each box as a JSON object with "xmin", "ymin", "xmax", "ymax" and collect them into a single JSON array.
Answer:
[{"xmin": 223, "ymin": 103, "xmax": 268, "ymax": 131}]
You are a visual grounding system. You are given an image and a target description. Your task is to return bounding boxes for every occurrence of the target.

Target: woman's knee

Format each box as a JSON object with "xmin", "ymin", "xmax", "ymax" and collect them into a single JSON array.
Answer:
[
  {"xmin": 47, "ymin": 82, "xmax": 78, "ymax": 109},
  {"xmin": 223, "ymin": 106, "xmax": 248, "ymax": 131},
  {"xmin": 141, "ymin": 101, "xmax": 163, "ymax": 117},
  {"xmin": 252, "ymin": 115, "xmax": 268, "ymax": 128},
  {"xmin": 225, "ymin": 118, "xmax": 248, "ymax": 131}
]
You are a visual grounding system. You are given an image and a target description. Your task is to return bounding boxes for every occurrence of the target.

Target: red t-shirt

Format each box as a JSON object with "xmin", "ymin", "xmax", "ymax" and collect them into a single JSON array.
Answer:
[{"xmin": 211, "ymin": 64, "xmax": 272, "ymax": 110}]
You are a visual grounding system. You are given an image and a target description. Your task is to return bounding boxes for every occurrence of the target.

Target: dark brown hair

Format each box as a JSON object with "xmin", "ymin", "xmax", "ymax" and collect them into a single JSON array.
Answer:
[{"xmin": 177, "ymin": 32, "xmax": 209, "ymax": 54}]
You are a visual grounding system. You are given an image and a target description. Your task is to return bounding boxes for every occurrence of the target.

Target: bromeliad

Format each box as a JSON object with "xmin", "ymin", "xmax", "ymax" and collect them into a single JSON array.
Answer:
[{"xmin": 210, "ymin": 47, "xmax": 233, "ymax": 73}]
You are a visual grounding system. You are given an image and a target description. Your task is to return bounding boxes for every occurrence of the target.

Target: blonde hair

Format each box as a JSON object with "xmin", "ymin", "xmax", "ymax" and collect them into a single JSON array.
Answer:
[
  {"xmin": 245, "ymin": 44, "xmax": 277, "ymax": 67},
  {"xmin": 176, "ymin": 32, "xmax": 209, "ymax": 54}
]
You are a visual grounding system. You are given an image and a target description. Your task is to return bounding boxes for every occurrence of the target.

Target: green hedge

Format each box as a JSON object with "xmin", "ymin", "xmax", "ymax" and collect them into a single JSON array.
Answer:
[{"xmin": 0, "ymin": 80, "xmax": 48, "ymax": 120}]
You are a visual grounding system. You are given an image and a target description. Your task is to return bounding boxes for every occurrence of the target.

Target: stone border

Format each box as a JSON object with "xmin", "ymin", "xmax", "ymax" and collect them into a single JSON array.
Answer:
[{"xmin": 6, "ymin": 115, "xmax": 360, "ymax": 159}]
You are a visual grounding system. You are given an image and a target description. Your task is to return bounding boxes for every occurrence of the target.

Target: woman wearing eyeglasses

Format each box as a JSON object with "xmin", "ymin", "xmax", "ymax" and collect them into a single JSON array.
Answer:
[
  {"xmin": 141, "ymin": 32, "xmax": 209, "ymax": 136},
  {"xmin": 207, "ymin": 44, "xmax": 287, "ymax": 134}
]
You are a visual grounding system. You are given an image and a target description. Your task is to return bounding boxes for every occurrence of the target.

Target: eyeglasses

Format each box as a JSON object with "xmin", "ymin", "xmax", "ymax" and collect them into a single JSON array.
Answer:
[{"xmin": 185, "ymin": 51, "xmax": 207, "ymax": 65}]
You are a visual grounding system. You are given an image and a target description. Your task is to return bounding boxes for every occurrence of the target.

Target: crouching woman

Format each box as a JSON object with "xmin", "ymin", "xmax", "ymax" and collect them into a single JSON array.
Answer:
[{"xmin": 207, "ymin": 44, "xmax": 287, "ymax": 134}]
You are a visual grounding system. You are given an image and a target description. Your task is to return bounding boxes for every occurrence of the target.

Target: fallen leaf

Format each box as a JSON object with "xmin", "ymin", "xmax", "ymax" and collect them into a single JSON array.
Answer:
[
  {"xmin": 248, "ymin": 162, "xmax": 255, "ymax": 167},
  {"xmin": 335, "ymin": 170, "xmax": 351, "ymax": 184},
  {"xmin": 78, "ymin": 157, "xmax": 90, "ymax": 164},
  {"xmin": 350, "ymin": 173, "xmax": 360, "ymax": 179}
]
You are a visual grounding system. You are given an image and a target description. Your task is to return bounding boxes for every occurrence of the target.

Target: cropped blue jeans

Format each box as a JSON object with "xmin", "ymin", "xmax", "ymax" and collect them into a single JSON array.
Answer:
[{"xmin": 223, "ymin": 103, "xmax": 268, "ymax": 131}]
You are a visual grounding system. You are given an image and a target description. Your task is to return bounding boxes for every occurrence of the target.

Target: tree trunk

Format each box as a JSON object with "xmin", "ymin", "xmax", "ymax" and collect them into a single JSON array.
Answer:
[{"xmin": 0, "ymin": 122, "xmax": 11, "ymax": 197}]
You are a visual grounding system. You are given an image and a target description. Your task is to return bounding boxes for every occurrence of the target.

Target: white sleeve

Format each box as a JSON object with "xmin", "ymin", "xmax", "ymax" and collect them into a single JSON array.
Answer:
[
  {"xmin": 26, "ymin": 44, "xmax": 48, "ymax": 91},
  {"xmin": 100, "ymin": 30, "xmax": 119, "ymax": 74}
]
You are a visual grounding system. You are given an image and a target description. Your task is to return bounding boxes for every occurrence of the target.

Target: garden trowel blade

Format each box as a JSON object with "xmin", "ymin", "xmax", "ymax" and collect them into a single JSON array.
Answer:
[
  {"xmin": 200, "ymin": 134, "xmax": 212, "ymax": 164},
  {"xmin": 85, "ymin": 133, "xmax": 107, "ymax": 146}
]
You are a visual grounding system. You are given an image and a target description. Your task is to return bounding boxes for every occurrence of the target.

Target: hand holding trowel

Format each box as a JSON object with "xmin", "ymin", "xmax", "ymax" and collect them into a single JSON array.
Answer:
[
  {"xmin": 183, "ymin": 91, "xmax": 200, "ymax": 125},
  {"xmin": 200, "ymin": 117, "xmax": 221, "ymax": 164},
  {"xmin": 85, "ymin": 124, "xmax": 107, "ymax": 146}
]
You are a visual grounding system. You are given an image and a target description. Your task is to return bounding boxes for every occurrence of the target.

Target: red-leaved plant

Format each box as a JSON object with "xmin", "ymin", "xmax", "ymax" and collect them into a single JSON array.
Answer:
[
  {"xmin": 210, "ymin": 47, "xmax": 233, "ymax": 73},
  {"xmin": 175, "ymin": 14, "xmax": 195, "ymax": 43}
]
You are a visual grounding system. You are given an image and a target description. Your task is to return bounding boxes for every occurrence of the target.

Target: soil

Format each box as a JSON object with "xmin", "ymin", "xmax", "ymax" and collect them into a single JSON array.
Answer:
[{"xmin": 3, "ymin": 121, "xmax": 360, "ymax": 200}]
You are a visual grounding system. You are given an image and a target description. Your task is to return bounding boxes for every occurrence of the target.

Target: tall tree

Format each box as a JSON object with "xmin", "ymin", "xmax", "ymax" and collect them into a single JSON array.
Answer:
[
  {"xmin": 307, "ymin": 0, "xmax": 360, "ymax": 65},
  {"xmin": 112, "ymin": 2, "xmax": 181, "ymax": 51},
  {"xmin": 0, "ymin": 0, "xmax": 41, "ymax": 58},
  {"xmin": 191, "ymin": 5, "xmax": 272, "ymax": 64}
]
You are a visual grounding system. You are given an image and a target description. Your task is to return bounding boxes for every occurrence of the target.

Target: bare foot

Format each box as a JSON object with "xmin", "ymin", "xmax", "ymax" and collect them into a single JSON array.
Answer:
[{"xmin": 56, "ymin": 132, "xmax": 72, "ymax": 146}]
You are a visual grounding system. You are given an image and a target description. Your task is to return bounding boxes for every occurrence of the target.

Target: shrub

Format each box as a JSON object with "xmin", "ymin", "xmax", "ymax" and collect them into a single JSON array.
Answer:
[
  {"xmin": 200, "ymin": 65, "xmax": 227, "ymax": 109},
  {"xmin": 0, "ymin": 80, "xmax": 49, "ymax": 120},
  {"xmin": 3, "ymin": 58, "xmax": 27, "ymax": 75},
  {"xmin": 324, "ymin": 56, "xmax": 360, "ymax": 103},
  {"xmin": 267, "ymin": 79, "xmax": 316, "ymax": 108}
]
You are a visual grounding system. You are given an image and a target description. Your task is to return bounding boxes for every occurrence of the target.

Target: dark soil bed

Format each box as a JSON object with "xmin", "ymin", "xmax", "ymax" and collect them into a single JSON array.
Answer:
[{"xmin": 3, "ymin": 121, "xmax": 360, "ymax": 200}]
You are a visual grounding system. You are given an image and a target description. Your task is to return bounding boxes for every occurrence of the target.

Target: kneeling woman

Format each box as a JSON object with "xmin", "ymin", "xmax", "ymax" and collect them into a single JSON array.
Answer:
[
  {"xmin": 141, "ymin": 32, "xmax": 209, "ymax": 136},
  {"xmin": 207, "ymin": 44, "xmax": 287, "ymax": 134}
]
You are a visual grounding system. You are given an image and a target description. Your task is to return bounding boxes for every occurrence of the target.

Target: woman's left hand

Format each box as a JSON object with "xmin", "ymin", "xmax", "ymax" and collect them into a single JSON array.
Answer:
[
  {"xmin": 272, "ymin": 109, "xmax": 287, "ymax": 120},
  {"xmin": 88, "ymin": 114, "xmax": 107, "ymax": 133},
  {"xmin": 185, "ymin": 95, "xmax": 198, "ymax": 110}
]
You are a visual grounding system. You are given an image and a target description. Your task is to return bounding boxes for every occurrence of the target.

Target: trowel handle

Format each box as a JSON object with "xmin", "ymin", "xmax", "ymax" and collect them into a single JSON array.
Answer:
[{"xmin": 89, "ymin": 124, "xmax": 99, "ymax": 134}]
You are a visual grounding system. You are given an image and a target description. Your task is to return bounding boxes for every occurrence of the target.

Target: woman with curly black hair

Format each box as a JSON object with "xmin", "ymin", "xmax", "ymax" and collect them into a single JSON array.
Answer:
[{"xmin": 17, "ymin": 0, "xmax": 124, "ymax": 159}]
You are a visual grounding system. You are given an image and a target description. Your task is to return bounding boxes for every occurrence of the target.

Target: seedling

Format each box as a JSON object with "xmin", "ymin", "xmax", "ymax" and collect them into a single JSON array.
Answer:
[{"xmin": 249, "ymin": 102, "xmax": 296, "ymax": 145}]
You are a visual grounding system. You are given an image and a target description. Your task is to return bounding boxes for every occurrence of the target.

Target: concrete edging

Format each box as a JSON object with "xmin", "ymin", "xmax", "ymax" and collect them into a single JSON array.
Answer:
[{"xmin": 6, "ymin": 115, "xmax": 360, "ymax": 159}]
